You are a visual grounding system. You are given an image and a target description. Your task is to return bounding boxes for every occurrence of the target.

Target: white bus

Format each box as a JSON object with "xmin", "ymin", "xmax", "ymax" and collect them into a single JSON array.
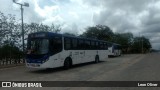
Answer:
[
  {"xmin": 108, "ymin": 43, "xmax": 121, "ymax": 57},
  {"xmin": 26, "ymin": 32, "xmax": 109, "ymax": 69}
]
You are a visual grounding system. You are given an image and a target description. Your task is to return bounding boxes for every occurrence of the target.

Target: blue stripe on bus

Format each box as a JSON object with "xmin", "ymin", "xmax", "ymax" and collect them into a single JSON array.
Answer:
[{"xmin": 26, "ymin": 55, "xmax": 49, "ymax": 63}]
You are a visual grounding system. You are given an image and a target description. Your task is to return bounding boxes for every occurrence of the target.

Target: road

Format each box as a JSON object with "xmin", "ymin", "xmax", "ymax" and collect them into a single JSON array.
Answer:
[{"xmin": 0, "ymin": 53, "xmax": 160, "ymax": 90}]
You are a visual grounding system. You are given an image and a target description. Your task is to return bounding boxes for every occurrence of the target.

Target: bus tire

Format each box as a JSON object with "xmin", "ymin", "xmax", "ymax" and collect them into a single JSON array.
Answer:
[
  {"xmin": 63, "ymin": 58, "xmax": 72, "ymax": 69},
  {"xmin": 119, "ymin": 53, "xmax": 121, "ymax": 56},
  {"xmin": 95, "ymin": 55, "xmax": 99, "ymax": 63}
]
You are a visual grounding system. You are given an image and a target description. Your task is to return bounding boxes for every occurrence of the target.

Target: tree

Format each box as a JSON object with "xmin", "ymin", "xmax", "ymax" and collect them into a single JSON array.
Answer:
[
  {"xmin": 131, "ymin": 37, "xmax": 151, "ymax": 53},
  {"xmin": 81, "ymin": 25, "xmax": 114, "ymax": 41},
  {"xmin": 0, "ymin": 12, "xmax": 18, "ymax": 47},
  {"xmin": 50, "ymin": 23, "xmax": 61, "ymax": 33},
  {"xmin": 63, "ymin": 32, "xmax": 76, "ymax": 36},
  {"xmin": 111, "ymin": 33, "xmax": 134, "ymax": 53}
]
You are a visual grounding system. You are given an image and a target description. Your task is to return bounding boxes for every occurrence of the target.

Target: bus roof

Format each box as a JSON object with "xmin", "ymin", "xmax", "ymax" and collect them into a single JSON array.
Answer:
[{"xmin": 28, "ymin": 32, "xmax": 108, "ymax": 43}]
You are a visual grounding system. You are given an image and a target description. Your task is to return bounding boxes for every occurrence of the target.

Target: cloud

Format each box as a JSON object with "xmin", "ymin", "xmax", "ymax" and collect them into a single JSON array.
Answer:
[
  {"xmin": 141, "ymin": 5, "xmax": 160, "ymax": 33},
  {"xmin": 83, "ymin": 0, "xmax": 160, "ymax": 49},
  {"xmin": 0, "ymin": 0, "xmax": 18, "ymax": 16},
  {"xmin": 152, "ymin": 43, "xmax": 160, "ymax": 50}
]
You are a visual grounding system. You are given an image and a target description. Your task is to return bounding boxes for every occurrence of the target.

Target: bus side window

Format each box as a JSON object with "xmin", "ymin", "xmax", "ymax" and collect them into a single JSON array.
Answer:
[
  {"xmin": 114, "ymin": 45, "xmax": 117, "ymax": 49},
  {"xmin": 85, "ymin": 40, "xmax": 91, "ymax": 50},
  {"xmin": 78, "ymin": 39, "xmax": 84, "ymax": 50},
  {"xmin": 51, "ymin": 36, "xmax": 62, "ymax": 54},
  {"xmin": 64, "ymin": 38, "xmax": 71, "ymax": 50},
  {"xmin": 119, "ymin": 45, "xmax": 122, "ymax": 50},
  {"xmin": 72, "ymin": 39, "xmax": 77, "ymax": 50},
  {"xmin": 99, "ymin": 42, "xmax": 104, "ymax": 50},
  {"xmin": 91, "ymin": 41, "xmax": 95, "ymax": 50},
  {"xmin": 104, "ymin": 43, "xmax": 108, "ymax": 50},
  {"xmin": 95, "ymin": 42, "xmax": 99, "ymax": 50}
]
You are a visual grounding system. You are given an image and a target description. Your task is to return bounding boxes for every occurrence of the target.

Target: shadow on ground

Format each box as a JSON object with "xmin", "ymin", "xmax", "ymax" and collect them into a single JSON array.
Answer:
[{"xmin": 28, "ymin": 61, "xmax": 105, "ymax": 74}]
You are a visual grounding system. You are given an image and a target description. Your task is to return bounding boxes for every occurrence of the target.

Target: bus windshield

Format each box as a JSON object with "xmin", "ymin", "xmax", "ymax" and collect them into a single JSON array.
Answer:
[{"xmin": 27, "ymin": 39, "xmax": 49, "ymax": 55}]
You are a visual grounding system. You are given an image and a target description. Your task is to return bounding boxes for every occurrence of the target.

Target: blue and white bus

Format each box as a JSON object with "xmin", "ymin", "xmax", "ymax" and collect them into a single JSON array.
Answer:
[
  {"xmin": 108, "ymin": 43, "xmax": 121, "ymax": 57},
  {"xmin": 26, "ymin": 32, "xmax": 109, "ymax": 69}
]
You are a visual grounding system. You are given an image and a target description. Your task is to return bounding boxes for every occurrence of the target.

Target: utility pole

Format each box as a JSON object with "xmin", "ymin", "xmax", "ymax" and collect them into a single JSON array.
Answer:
[
  {"xmin": 13, "ymin": 0, "xmax": 29, "ymax": 53},
  {"xmin": 13, "ymin": 0, "xmax": 29, "ymax": 62},
  {"xmin": 142, "ymin": 37, "xmax": 143, "ymax": 54}
]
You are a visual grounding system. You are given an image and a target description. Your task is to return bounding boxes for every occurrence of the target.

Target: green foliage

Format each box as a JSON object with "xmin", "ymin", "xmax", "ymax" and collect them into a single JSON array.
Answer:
[
  {"xmin": 81, "ymin": 25, "xmax": 114, "ymax": 41},
  {"xmin": 112, "ymin": 33, "xmax": 133, "ymax": 46},
  {"xmin": 63, "ymin": 32, "xmax": 76, "ymax": 36},
  {"xmin": 131, "ymin": 37, "xmax": 151, "ymax": 53},
  {"xmin": 0, "ymin": 44, "xmax": 22, "ymax": 60},
  {"xmin": 0, "ymin": 12, "xmax": 17, "ymax": 46},
  {"xmin": 111, "ymin": 33, "xmax": 134, "ymax": 53}
]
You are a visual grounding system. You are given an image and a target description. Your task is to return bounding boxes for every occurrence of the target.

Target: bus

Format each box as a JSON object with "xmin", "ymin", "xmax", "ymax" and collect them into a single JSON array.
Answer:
[
  {"xmin": 108, "ymin": 42, "xmax": 121, "ymax": 57},
  {"xmin": 26, "ymin": 32, "xmax": 109, "ymax": 69}
]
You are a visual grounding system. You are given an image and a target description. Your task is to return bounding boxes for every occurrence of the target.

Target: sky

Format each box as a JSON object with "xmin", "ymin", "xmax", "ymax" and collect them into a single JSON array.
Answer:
[{"xmin": 0, "ymin": 0, "xmax": 160, "ymax": 49}]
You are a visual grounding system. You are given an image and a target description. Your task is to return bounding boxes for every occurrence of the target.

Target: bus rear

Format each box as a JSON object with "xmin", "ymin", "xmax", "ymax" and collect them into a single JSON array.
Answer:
[{"xmin": 108, "ymin": 43, "xmax": 121, "ymax": 57}]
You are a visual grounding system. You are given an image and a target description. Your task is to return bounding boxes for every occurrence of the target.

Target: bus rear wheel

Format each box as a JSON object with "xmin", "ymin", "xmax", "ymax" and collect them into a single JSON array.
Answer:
[
  {"xmin": 95, "ymin": 55, "xmax": 99, "ymax": 63},
  {"xmin": 63, "ymin": 58, "xmax": 71, "ymax": 69}
]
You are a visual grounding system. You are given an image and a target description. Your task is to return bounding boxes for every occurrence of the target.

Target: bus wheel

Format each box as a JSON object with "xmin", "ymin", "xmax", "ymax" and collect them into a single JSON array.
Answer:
[
  {"xmin": 95, "ymin": 55, "xmax": 99, "ymax": 63},
  {"xmin": 63, "ymin": 58, "xmax": 71, "ymax": 69},
  {"xmin": 119, "ymin": 53, "xmax": 121, "ymax": 56}
]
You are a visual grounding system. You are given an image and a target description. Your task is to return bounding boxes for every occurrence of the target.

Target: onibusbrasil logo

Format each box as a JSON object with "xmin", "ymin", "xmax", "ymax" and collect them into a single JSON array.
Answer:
[{"xmin": 2, "ymin": 82, "xmax": 42, "ymax": 87}]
